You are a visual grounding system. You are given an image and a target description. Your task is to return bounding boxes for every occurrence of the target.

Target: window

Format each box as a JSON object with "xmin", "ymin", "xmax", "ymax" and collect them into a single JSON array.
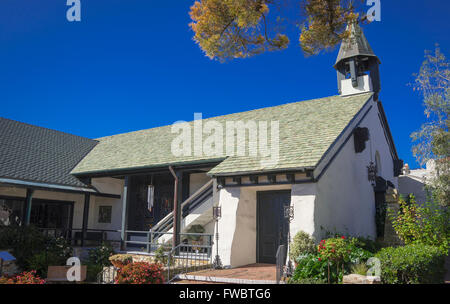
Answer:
[
  {"xmin": 98, "ymin": 206, "xmax": 112, "ymax": 224},
  {"xmin": 375, "ymin": 151, "xmax": 382, "ymax": 176}
]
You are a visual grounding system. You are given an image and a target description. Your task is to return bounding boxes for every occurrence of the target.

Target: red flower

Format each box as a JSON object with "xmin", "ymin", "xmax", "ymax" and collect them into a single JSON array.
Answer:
[
  {"xmin": 341, "ymin": 236, "xmax": 346, "ymax": 239},
  {"xmin": 318, "ymin": 258, "xmax": 321, "ymax": 261}
]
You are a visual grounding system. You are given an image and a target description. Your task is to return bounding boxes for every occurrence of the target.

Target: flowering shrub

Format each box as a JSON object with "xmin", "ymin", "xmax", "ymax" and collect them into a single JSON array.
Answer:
[
  {"xmin": 1, "ymin": 270, "xmax": 46, "ymax": 284},
  {"xmin": 317, "ymin": 236, "xmax": 351, "ymax": 263},
  {"xmin": 115, "ymin": 262, "xmax": 164, "ymax": 284}
]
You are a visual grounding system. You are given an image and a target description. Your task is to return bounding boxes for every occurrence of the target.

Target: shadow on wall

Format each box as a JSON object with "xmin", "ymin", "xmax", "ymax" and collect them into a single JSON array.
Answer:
[
  {"xmin": 398, "ymin": 177, "xmax": 427, "ymax": 205},
  {"xmin": 230, "ymin": 188, "xmax": 256, "ymax": 267}
]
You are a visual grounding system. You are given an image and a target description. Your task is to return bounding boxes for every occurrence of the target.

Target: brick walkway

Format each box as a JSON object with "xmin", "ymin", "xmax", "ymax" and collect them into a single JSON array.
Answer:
[{"xmin": 178, "ymin": 264, "xmax": 277, "ymax": 284}]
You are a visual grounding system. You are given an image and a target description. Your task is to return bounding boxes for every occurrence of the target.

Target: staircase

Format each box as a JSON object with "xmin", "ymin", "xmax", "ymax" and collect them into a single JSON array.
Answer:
[{"xmin": 150, "ymin": 179, "xmax": 214, "ymax": 245}]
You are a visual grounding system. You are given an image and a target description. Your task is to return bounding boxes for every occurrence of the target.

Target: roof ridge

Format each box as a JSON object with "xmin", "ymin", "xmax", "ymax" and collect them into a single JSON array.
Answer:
[
  {"xmin": 96, "ymin": 93, "xmax": 372, "ymax": 141},
  {"xmin": 0, "ymin": 117, "xmax": 98, "ymax": 143}
]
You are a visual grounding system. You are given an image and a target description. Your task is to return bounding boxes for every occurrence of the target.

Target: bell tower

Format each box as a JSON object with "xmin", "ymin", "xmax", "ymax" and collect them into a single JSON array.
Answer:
[{"xmin": 334, "ymin": 22, "xmax": 381, "ymax": 99}]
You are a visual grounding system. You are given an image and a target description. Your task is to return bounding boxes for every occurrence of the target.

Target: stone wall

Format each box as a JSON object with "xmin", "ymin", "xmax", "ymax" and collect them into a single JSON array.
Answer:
[
  {"xmin": 343, "ymin": 274, "xmax": 381, "ymax": 284},
  {"xmin": 382, "ymin": 189, "xmax": 403, "ymax": 246}
]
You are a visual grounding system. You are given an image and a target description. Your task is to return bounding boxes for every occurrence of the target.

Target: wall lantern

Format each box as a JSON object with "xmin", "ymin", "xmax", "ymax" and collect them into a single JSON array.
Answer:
[
  {"xmin": 367, "ymin": 161, "xmax": 378, "ymax": 186},
  {"xmin": 283, "ymin": 205, "xmax": 294, "ymax": 277},
  {"xmin": 212, "ymin": 206, "xmax": 223, "ymax": 269},
  {"xmin": 284, "ymin": 205, "xmax": 294, "ymax": 222},
  {"xmin": 213, "ymin": 206, "xmax": 222, "ymax": 220}
]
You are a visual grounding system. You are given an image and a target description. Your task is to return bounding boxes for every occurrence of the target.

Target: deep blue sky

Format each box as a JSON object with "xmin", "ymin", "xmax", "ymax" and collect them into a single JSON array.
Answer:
[{"xmin": 0, "ymin": 1, "xmax": 449, "ymax": 169}]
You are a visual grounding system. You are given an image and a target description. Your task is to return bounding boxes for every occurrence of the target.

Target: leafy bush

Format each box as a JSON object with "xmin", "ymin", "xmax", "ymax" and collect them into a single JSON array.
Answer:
[
  {"xmin": 390, "ymin": 195, "xmax": 450, "ymax": 253},
  {"xmin": 1, "ymin": 270, "xmax": 45, "ymax": 284},
  {"xmin": 0, "ymin": 226, "xmax": 47, "ymax": 269},
  {"xmin": 27, "ymin": 252, "xmax": 50, "ymax": 277},
  {"xmin": 290, "ymin": 254, "xmax": 330, "ymax": 283},
  {"xmin": 289, "ymin": 231, "xmax": 316, "ymax": 261},
  {"xmin": 115, "ymin": 262, "xmax": 164, "ymax": 284},
  {"xmin": 27, "ymin": 236, "xmax": 73, "ymax": 277},
  {"xmin": 349, "ymin": 236, "xmax": 382, "ymax": 254},
  {"xmin": 375, "ymin": 243, "xmax": 446, "ymax": 284},
  {"xmin": 154, "ymin": 246, "xmax": 168, "ymax": 265},
  {"xmin": 347, "ymin": 240, "xmax": 374, "ymax": 265},
  {"xmin": 88, "ymin": 243, "xmax": 115, "ymax": 266},
  {"xmin": 290, "ymin": 235, "xmax": 374, "ymax": 284},
  {"xmin": 46, "ymin": 236, "xmax": 73, "ymax": 262},
  {"xmin": 0, "ymin": 226, "xmax": 72, "ymax": 275},
  {"xmin": 86, "ymin": 263, "xmax": 104, "ymax": 282}
]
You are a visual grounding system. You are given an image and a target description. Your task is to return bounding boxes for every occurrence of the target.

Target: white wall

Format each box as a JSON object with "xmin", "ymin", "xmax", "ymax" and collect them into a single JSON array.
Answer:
[
  {"xmin": 90, "ymin": 177, "xmax": 124, "ymax": 240},
  {"xmin": 215, "ymin": 184, "xmax": 291, "ymax": 268},
  {"xmin": 398, "ymin": 176, "xmax": 427, "ymax": 205},
  {"xmin": 313, "ymin": 101, "xmax": 397, "ymax": 240},
  {"xmin": 189, "ymin": 172, "xmax": 211, "ymax": 196},
  {"xmin": 211, "ymin": 100, "xmax": 400, "ymax": 265},
  {"xmin": 290, "ymin": 183, "xmax": 317, "ymax": 239}
]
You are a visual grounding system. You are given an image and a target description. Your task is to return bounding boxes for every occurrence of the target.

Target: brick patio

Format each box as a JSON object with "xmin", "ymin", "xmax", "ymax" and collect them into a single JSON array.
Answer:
[{"xmin": 176, "ymin": 263, "xmax": 278, "ymax": 284}]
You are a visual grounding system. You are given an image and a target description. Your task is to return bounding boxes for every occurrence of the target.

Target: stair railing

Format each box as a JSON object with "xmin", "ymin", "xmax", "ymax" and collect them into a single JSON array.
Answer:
[{"xmin": 151, "ymin": 179, "xmax": 214, "ymax": 235}]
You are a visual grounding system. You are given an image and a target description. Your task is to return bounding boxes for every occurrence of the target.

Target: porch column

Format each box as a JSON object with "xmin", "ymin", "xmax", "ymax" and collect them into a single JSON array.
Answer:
[
  {"xmin": 81, "ymin": 193, "xmax": 90, "ymax": 247},
  {"xmin": 121, "ymin": 176, "xmax": 130, "ymax": 251},
  {"xmin": 24, "ymin": 188, "xmax": 34, "ymax": 225},
  {"xmin": 169, "ymin": 167, "xmax": 182, "ymax": 250}
]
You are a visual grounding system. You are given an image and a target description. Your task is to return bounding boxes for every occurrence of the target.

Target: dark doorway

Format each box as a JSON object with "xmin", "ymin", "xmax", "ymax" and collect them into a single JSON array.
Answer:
[
  {"xmin": 374, "ymin": 176, "xmax": 390, "ymax": 238},
  {"xmin": 257, "ymin": 190, "xmax": 291, "ymax": 264},
  {"xmin": 29, "ymin": 200, "xmax": 74, "ymax": 231},
  {"xmin": 127, "ymin": 173, "xmax": 175, "ymax": 231}
]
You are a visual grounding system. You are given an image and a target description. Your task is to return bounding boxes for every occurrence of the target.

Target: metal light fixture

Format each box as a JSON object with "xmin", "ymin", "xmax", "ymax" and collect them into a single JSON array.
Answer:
[
  {"xmin": 367, "ymin": 161, "xmax": 378, "ymax": 186},
  {"xmin": 212, "ymin": 206, "xmax": 223, "ymax": 269},
  {"xmin": 283, "ymin": 205, "xmax": 294, "ymax": 277}
]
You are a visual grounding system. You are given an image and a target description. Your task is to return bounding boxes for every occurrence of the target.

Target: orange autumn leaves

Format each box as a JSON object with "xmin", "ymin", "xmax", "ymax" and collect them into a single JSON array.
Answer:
[
  {"xmin": 189, "ymin": 0, "xmax": 364, "ymax": 61},
  {"xmin": 189, "ymin": 0, "xmax": 289, "ymax": 61}
]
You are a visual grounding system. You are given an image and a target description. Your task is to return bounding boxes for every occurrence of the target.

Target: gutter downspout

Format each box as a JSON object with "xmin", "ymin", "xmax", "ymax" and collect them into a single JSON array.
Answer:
[{"xmin": 169, "ymin": 166, "xmax": 180, "ymax": 250}]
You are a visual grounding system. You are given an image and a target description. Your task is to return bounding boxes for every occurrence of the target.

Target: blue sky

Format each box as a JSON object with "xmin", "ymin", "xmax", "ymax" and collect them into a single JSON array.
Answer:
[{"xmin": 0, "ymin": 1, "xmax": 449, "ymax": 169}]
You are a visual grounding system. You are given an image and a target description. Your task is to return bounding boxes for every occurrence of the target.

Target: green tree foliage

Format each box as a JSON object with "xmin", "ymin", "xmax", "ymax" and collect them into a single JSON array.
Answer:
[
  {"xmin": 390, "ymin": 195, "xmax": 449, "ymax": 254},
  {"xmin": 411, "ymin": 46, "xmax": 449, "ymax": 206},
  {"xmin": 189, "ymin": 0, "xmax": 368, "ymax": 61}
]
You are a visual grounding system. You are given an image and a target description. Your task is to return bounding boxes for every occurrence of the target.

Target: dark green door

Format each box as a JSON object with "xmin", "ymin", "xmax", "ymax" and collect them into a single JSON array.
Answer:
[{"xmin": 257, "ymin": 191, "xmax": 291, "ymax": 264}]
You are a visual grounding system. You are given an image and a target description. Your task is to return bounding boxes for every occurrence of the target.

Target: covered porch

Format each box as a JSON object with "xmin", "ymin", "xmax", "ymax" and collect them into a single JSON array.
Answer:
[
  {"xmin": 82, "ymin": 163, "xmax": 217, "ymax": 253},
  {"xmin": 0, "ymin": 178, "xmax": 122, "ymax": 247}
]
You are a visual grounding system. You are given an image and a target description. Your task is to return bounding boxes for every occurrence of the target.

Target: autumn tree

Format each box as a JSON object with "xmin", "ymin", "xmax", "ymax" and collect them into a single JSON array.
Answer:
[
  {"xmin": 411, "ymin": 46, "xmax": 450, "ymax": 206},
  {"xmin": 189, "ymin": 0, "xmax": 370, "ymax": 61}
]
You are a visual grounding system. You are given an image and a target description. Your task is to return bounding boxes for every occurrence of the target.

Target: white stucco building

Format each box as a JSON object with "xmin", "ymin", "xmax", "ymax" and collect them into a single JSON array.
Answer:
[{"xmin": 0, "ymin": 23, "xmax": 402, "ymax": 269}]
